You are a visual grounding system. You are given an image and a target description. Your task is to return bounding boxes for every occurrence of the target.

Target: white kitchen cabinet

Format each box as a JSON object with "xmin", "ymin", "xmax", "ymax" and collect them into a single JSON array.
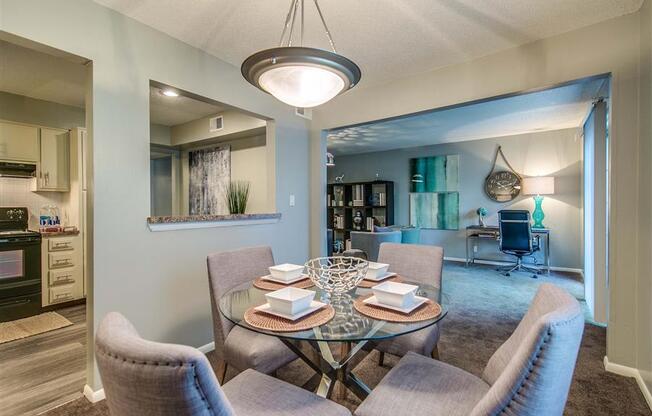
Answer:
[
  {"xmin": 36, "ymin": 128, "xmax": 70, "ymax": 191},
  {"xmin": 41, "ymin": 234, "xmax": 83, "ymax": 306},
  {"xmin": 0, "ymin": 121, "xmax": 39, "ymax": 162}
]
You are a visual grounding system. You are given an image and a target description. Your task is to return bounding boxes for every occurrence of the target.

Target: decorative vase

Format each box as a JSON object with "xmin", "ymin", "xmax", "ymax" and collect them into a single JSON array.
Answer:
[
  {"xmin": 304, "ymin": 257, "xmax": 368, "ymax": 296},
  {"xmin": 479, "ymin": 215, "xmax": 486, "ymax": 227},
  {"xmin": 532, "ymin": 195, "xmax": 545, "ymax": 228}
]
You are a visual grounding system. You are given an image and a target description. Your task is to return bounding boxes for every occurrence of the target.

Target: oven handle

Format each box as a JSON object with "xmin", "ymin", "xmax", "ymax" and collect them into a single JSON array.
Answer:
[{"xmin": 0, "ymin": 298, "xmax": 31, "ymax": 309}]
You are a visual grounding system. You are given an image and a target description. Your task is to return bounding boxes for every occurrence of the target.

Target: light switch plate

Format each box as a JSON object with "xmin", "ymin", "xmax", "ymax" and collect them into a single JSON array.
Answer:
[{"xmin": 289, "ymin": 194, "xmax": 296, "ymax": 206}]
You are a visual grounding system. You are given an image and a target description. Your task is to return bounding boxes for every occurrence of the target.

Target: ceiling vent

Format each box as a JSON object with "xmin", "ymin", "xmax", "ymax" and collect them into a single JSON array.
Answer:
[
  {"xmin": 209, "ymin": 115, "xmax": 224, "ymax": 132},
  {"xmin": 295, "ymin": 107, "xmax": 312, "ymax": 120}
]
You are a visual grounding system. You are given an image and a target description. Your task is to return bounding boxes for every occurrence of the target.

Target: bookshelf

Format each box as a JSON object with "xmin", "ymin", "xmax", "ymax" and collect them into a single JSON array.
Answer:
[{"xmin": 327, "ymin": 180, "xmax": 395, "ymax": 253}]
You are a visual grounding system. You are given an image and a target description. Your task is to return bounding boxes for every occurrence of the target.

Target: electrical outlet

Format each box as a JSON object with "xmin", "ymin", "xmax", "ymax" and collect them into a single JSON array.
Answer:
[{"xmin": 289, "ymin": 194, "xmax": 295, "ymax": 206}]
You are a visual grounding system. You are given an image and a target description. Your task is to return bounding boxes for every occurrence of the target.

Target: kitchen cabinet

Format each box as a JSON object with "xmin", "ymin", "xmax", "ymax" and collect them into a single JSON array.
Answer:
[
  {"xmin": 36, "ymin": 128, "xmax": 70, "ymax": 191},
  {"xmin": 0, "ymin": 121, "xmax": 39, "ymax": 162},
  {"xmin": 41, "ymin": 234, "xmax": 83, "ymax": 306}
]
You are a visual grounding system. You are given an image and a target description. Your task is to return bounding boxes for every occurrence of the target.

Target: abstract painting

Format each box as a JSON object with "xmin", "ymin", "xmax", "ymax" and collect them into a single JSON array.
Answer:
[
  {"xmin": 410, "ymin": 154, "xmax": 459, "ymax": 192},
  {"xmin": 409, "ymin": 154, "xmax": 459, "ymax": 229},
  {"xmin": 409, "ymin": 192, "xmax": 459, "ymax": 230},
  {"xmin": 189, "ymin": 146, "xmax": 230, "ymax": 215}
]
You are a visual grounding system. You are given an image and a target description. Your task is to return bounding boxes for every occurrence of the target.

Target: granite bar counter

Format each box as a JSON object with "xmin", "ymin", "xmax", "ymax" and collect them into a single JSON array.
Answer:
[{"xmin": 147, "ymin": 213, "xmax": 282, "ymax": 231}]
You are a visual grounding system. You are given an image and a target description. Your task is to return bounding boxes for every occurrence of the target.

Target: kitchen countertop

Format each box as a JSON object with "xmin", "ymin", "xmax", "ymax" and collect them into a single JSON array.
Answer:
[
  {"xmin": 40, "ymin": 229, "xmax": 80, "ymax": 237},
  {"xmin": 147, "ymin": 213, "xmax": 282, "ymax": 224}
]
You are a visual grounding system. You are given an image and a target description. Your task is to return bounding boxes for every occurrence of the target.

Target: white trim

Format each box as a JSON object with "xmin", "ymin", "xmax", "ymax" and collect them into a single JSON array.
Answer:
[
  {"xmin": 444, "ymin": 256, "xmax": 584, "ymax": 274},
  {"xmin": 198, "ymin": 341, "xmax": 215, "ymax": 354},
  {"xmin": 604, "ymin": 356, "xmax": 652, "ymax": 410},
  {"xmin": 83, "ymin": 385, "xmax": 105, "ymax": 403},
  {"xmin": 148, "ymin": 217, "xmax": 279, "ymax": 232}
]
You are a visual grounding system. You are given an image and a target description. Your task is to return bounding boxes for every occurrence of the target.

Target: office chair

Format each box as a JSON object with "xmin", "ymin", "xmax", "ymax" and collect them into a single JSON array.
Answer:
[{"xmin": 497, "ymin": 210, "xmax": 542, "ymax": 278}]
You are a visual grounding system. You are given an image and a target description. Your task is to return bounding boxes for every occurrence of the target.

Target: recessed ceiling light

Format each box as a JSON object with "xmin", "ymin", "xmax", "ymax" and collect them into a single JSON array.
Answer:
[{"xmin": 161, "ymin": 89, "xmax": 179, "ymax": 97}]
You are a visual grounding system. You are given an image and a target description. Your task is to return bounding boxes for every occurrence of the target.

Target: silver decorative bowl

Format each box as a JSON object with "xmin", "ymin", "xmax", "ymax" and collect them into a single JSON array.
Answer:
[{"xmin": 305, "ymin": 256, "xmax": 369, "ymax": 295}]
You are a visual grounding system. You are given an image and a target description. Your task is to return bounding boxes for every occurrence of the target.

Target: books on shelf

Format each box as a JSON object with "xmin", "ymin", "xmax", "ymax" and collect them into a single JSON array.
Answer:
[
  {"xmin": 352, "ymin": 184, "xmax": 365, "ymax": 206},
  {"xmin": 366, "ymin": 217, "xmax": 374, "ymax": 231}
]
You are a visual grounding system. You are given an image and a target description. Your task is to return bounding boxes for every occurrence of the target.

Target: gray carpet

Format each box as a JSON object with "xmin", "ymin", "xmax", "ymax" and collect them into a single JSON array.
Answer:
[{"xmin": 44, "ymin": 262, "xmax": 651, "ymax": 416}]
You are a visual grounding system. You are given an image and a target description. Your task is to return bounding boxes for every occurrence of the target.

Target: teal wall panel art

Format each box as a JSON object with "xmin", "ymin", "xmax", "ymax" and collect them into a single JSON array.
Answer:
[{"xmin": 409, "ymin": 155, "xmax": 459, "ymax": 230}]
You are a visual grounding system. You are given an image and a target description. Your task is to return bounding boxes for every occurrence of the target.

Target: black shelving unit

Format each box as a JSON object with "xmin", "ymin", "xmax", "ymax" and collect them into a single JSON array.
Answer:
[{"xmin": 326, "ymin": 180, "xmax": 395, "ymax": 254}]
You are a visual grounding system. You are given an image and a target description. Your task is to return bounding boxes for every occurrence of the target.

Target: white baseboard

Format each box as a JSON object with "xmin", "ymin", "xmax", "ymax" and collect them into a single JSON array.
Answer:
[
  {"xmin": 198, "ymin": 341, "xmax": 215, "ymax": 354},
  {"xmin": 604, "ymin": 356, "xmax": 652, "ymax": 410},
  {"xmin": 83, "ymin": 384, "xmax": 105, "ymax": 403},
  {"xmin": 444, "ymin": 256, "xmax": 583, "ymax": 275}
]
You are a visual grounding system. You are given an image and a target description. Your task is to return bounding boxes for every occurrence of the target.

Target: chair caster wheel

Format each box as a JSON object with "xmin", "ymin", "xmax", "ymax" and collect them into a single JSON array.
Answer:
[
  {"xmin": 531, "ymin": 274, "xmax": 538, "ymax": 279},
  {"xmin": 505, "ymin": 273, "xmax": 510, "ymax": 277}
]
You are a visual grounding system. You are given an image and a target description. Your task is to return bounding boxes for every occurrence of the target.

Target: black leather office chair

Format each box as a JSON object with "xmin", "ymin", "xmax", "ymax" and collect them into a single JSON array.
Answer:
[{"xmin": 497, "ymin": 210, "xmax": 542, "ymax": 278}]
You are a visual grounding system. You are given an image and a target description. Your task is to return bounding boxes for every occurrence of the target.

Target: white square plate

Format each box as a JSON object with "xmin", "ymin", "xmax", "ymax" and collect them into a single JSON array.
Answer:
[
  {"xmin": 254, "ymin": 300, "xmax": 327, "ymax": 321},
  {"xmin": 363, "ymin": 295, "xmax": 428, "ymax": 313},
  {"xmin": 261, "ymin": 274, "xmax": 309, "ymax": 284},
  {"xmin": 363, "ymin": 272, "xmax": 397, "ymax": 282}
]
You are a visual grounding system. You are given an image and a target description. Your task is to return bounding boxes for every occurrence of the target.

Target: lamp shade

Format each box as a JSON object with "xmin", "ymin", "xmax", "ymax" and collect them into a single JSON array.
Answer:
[{"xmin": 522, "ymin": 176, "xmax": 555, "ymax": 195}]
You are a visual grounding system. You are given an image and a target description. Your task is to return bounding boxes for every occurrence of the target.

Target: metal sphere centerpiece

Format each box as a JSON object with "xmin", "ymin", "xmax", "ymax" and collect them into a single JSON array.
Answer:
[{"xmin": 304, "ymin": 256, "xmax": 368, "ymax": 295}]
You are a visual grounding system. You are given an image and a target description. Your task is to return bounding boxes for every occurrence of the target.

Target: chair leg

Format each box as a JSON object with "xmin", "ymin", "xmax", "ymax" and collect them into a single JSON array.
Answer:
[
  {"xmin": 431, "ymin": 345, "xmax": 440, "ymax": 360},
  {"xmin": 216, "ymin": 360, "xmax": 228, "ymax": 384},
  {"xmin": 378, "ymin": 351, "xmax": 385, "ymax": 366}
]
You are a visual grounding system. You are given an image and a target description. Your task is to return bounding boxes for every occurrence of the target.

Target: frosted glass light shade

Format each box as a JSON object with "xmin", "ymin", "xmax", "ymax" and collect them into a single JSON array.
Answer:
[
  {"xmin": 259, "ymin": 65, "xmax": 345, "ymax": 108},
  {"xmin": 522, "ymin": 176, "xmax": 555, "ymax": 195},
  {"xmin": 241, "ymin": 47, "xmax": 361, "ymax": 108}
]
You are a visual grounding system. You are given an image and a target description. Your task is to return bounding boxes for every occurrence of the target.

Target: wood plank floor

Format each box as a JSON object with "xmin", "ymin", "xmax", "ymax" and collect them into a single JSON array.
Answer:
[{"xmin": 0, "ymin": 304, "xmax": 87, "ymax": 416}]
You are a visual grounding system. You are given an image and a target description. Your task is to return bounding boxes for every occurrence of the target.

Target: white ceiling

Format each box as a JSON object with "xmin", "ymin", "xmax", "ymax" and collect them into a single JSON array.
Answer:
[
  {"xmin": 149, "ymin": 86, "xmax": 226, "ymax": 126},
  {"xmin": 327, "ymin": 78, "xmax": 607, "ymax": 155},
  {"xmin": 94, "ymin": 0, "xmax": 641, "ymax": 87},
  {"xmin": 0, "ymin": 40, "xmax": 87, "ymax": 108}
]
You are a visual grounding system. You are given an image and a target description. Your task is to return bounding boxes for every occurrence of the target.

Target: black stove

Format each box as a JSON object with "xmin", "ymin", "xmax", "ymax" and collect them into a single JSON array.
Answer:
[{"xmin": 0, "ymin": 207, "xmax": 42, "ymax": 322}]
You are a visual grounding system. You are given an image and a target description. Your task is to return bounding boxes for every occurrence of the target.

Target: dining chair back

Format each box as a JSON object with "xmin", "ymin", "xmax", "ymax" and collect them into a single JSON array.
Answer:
[
  {"xmin": 472, "ymin": 283, "xmax": 584, "ymax": 415},
  {"xmin": 378, "ymin": 242, "xmax": 443, "ymax": 288},
  {"xmin": 207, "ymin": 246, "xmax": 275, "ymax": 362},
  {"xmin": 96, "ymin": 312, "xmax": 235, "ymax": 416}
]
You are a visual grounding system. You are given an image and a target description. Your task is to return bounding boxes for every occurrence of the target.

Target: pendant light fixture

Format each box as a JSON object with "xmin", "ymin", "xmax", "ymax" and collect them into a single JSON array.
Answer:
[{"xmin": 241, "ymin": 0, "xmax": 361, "ymax": 108}]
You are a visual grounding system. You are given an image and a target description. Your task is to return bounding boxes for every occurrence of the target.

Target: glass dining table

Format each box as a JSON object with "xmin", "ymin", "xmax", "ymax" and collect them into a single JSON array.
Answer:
[{"xmin": 219, "ymin": 280, "xmax": 448, "ymax": 400}]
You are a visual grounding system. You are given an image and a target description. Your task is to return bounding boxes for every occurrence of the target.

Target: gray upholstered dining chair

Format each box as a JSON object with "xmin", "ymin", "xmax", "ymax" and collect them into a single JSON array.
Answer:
[
  {"xmin": 373, "ymin": 242, "xmax": 444, "ymax": 365},
  {"xmin": 96, "ymin": 312, "xmax": 350, "ymax": 416},
  {"xmin": 355, "ymin": 283, "xmax": 584, "ymax": 416},
  {"xmin": 207, "ymin": 246, "xmax": 297, "ymax": 382}
]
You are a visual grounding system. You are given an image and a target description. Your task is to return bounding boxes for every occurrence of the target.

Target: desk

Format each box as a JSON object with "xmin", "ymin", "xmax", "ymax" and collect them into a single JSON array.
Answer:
[{"xmin": 465, "ymin": 225, "xmax": 550, "ymax": 273}]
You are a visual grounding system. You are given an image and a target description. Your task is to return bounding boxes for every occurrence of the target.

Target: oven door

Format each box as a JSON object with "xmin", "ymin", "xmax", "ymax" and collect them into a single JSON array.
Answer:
[{"xmin": 0, "ymin": 236, "xmax": 41, "ymax": 299}]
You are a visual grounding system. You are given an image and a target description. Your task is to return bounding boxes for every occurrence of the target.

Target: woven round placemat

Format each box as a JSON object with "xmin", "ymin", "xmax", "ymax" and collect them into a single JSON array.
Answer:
[
  {"xmin": 353, "ymin": 294, "xmax": 442, "ymax": 323},
  {"xmin": 253, "ymin": 277, "xmax": 314, "ymax": 291},
  {"xmin": 357, "ymin": 275, "xmax": 404, "ymax": 288},
  {"xmin": 244, "ymin": 304, "xmax": 335, "ymax": 332}
]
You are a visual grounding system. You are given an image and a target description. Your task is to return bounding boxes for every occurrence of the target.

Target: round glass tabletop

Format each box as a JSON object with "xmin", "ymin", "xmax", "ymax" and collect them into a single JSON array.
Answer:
[{"xmin": 218, "ymin": 281, "xmax": 448, "ymax": 342}]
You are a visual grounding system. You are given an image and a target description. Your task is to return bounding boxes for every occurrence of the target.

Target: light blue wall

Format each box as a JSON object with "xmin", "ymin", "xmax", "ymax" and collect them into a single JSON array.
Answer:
[
  {"xmin": 328, "ymin": 129, "xmax": 583, "ymax": 270},
  {"xmin": 1, "ymin": 0, "xmax": 310, "ymax": 390}
]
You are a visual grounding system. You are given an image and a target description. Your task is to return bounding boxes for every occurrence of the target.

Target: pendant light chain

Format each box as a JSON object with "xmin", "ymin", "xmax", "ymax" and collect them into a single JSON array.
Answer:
[
  {"xmin": 313, "ymin": 0, "xmax": 337, "ymax": 53},
  {"xmin": 277, "ymin": 0, "xmax": 338, "ymax": 53}
]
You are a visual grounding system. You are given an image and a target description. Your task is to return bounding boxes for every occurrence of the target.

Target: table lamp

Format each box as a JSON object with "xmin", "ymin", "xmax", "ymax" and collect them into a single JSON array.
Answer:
[{"xmin": 522, "ymin": 176, "xmax": 555, "ymax": 228}]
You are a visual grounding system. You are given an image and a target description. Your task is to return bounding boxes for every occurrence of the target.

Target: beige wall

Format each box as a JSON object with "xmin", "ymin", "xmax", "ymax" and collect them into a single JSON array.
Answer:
[
  {"xmin": 0, "ymin": 90, "xmax": 84, "ymax": 128},
  {"xmin": 311, "ymin": 10, "xmax": 645, "ymax": 373},
  {"xmin": 1, "ymin": 0, "xmax": 310, "ymax": 392},
  {"xmin": 231, "ymin": 137, "xmax": 268, "ymax": 214},
  {"xmin": 637, "ymin": 0, "xmax": 652, "ymax": 398},
  {"xmin": 328, "ymin": 128, "xmax": 583, "ymax": 270},
  {"xmin": 149, "ymin": 123, "xmax": 171, "ymax": 145},
  {"xmin": 171, "ymin": 110, "xmax": 266, "ymax": 145}
]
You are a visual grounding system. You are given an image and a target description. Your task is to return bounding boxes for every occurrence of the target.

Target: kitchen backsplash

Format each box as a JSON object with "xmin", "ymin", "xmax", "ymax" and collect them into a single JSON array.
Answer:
[{"xmin": 0, "ymin": 178, "xmax": 68, "ymax": 229}]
